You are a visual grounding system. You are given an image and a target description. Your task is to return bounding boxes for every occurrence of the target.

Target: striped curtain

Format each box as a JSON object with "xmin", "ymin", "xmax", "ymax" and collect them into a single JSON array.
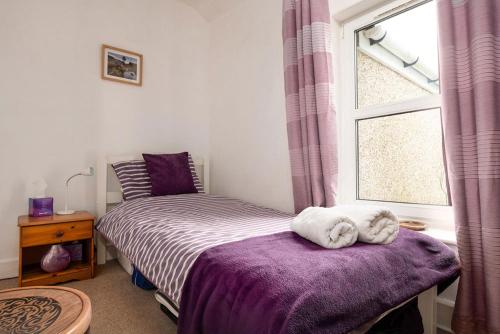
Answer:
[
  {"xmin": 437, "ymin": 0, "xmax": 500, "ymax": 333},
  {"xmin": 282, "ymin": 0, "xmax": 338, "ymax": 213}
]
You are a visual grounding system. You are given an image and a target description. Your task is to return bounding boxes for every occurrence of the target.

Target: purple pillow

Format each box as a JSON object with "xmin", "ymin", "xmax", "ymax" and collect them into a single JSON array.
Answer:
[{"xmin": 142, "ymin": 152, "xmax": 198, "ymax": 196}]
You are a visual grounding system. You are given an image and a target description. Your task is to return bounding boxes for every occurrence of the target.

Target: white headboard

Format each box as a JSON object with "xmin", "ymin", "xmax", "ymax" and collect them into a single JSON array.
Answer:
[{"xmin": 96, "ymin": 153, "xmax": 209, "ymax": 219}]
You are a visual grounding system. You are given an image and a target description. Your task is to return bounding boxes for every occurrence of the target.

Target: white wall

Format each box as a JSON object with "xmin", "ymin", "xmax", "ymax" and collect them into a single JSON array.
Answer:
[
  {"xmin": 0, "ymin": 0, "xmax": 210, "ymax": 278},
  {"xmin": 205, "ymin": 0, "xmax": 386, "ymax": 214},
  {"xmin": 208, "ymin": 0, "xmax": 294, "ymax": 213}
]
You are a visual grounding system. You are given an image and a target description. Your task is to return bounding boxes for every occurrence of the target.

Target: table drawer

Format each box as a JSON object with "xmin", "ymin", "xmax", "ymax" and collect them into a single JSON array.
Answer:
[{"xmin": 21, "ymin": 220, "xmax": 93, "ymax": 247}]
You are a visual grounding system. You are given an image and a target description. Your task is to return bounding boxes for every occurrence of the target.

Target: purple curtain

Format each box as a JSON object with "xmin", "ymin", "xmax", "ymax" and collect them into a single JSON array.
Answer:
[
  {"xmin": 282, "ymin": 0, "xmax": 338, "ymax": 213},
  {"xmin": 437, "ymin": 0, "xmax": 500, "ymax": 333}
]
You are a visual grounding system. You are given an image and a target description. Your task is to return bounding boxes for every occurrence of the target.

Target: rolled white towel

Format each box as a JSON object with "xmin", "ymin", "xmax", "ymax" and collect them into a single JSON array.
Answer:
[
  {"xmin": 291, "ymin": 207, "xmax": 358, "ymax": 249},
  {"xmin": 334, "ymin": 205, "xmax": 399, "ymax": 244}
]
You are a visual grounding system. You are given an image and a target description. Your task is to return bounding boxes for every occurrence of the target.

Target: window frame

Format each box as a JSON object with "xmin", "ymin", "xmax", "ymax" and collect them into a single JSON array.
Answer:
[{"xmin": 337, "ymin": 0, "xmax": 453, "ymax": 228}]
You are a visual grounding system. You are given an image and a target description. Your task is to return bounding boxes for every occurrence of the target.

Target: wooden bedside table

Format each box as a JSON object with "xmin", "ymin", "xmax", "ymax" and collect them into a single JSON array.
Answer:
[{"xmin": 18, "ymin": 211, "xmax": 95, "ymax": 287}]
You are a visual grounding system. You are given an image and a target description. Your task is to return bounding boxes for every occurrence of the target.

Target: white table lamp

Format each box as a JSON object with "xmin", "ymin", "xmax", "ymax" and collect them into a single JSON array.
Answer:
[{"xmin": 56, "ymin": 167, "xmax": 94, "ymax": 215}]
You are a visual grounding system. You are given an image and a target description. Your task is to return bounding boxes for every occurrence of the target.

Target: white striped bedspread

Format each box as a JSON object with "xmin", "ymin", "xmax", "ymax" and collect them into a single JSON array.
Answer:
[{"xmin": 96, "ymin": 193, "xmax": 293, "ymax": 307}]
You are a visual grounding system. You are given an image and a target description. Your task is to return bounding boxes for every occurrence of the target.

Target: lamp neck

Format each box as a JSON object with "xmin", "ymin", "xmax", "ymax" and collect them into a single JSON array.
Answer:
[
  {"xmin": 65, "ymin": 173, "xmax": 82, "ymax": 187},
  {"xmin": 64, "ymin": 173, "xmax": 82, "ymax": 213}
]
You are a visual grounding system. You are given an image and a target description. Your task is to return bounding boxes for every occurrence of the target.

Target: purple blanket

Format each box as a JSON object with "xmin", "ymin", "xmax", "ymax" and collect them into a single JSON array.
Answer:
[{"xmin": 178, "ymin": 229, "xmax": 459, "ymax": 334}]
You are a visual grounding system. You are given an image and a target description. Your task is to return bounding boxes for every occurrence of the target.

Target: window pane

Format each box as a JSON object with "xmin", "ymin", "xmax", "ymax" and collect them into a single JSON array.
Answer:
[
  {"xmin": 357, "ymin": 109, "xmax": 448, "ymax": 205},
  {"xmin": 356, "ymin": 1, "xmax": 439, "ymax": 109}
]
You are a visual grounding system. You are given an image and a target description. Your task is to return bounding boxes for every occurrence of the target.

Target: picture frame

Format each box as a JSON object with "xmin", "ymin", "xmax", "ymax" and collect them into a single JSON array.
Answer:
[{"xmin": 101, "ymin": 44, "xmax": 143, "ymax": 86}]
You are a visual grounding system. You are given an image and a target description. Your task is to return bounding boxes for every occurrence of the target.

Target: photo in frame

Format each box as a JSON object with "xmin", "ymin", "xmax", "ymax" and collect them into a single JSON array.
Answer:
[{"xmin": 101, "ymin": 44, "xmax": 143, "ymax": 86}]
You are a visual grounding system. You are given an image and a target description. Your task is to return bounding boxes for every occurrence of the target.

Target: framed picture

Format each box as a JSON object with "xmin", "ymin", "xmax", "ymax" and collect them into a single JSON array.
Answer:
[{"xmin": 101, "ymin": 44, "xmax": 143, "ymax": 86}]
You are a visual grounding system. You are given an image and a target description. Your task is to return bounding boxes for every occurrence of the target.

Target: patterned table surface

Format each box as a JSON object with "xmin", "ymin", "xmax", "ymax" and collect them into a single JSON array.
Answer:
[{"xmin": 0, "ymin": 286, "xmax": 91, "ymax": 334}]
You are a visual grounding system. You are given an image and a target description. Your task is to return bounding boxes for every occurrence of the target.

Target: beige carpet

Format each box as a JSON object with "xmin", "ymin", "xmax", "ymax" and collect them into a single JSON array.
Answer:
[{"xmin": 0, "ymin": 261, "xmax": 177, "ymax": 333}]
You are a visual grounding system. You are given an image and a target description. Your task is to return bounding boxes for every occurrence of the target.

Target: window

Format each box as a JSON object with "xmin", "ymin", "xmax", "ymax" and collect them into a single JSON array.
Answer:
[
  {"xmin": 355, "ymin": 1, "xmax": 440, "ymax": 109},
  {"xmin": 339, "ymin": 0, "xmax": 451, "ymax": 222},
  {"xmin": 357, "ymin": 109, "xmax": 447, "ymax": 205}
]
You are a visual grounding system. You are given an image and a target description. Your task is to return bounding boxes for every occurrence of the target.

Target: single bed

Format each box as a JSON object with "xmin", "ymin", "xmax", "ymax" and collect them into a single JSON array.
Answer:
[{"xmin": 95, "ymin": 154, "xmax": 458, "ymax": 334}]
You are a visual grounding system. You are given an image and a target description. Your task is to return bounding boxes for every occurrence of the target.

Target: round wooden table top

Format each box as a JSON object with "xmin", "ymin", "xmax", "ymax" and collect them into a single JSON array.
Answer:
[{"xmin": 0, "ymin": 286, "xmax": 91, "ymax": 334}]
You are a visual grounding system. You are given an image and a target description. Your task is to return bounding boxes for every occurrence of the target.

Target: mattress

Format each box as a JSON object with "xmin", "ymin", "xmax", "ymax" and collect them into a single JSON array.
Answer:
[{"xmin": 97, "ymin": 193, "xmax": 292, "ymax": 306}]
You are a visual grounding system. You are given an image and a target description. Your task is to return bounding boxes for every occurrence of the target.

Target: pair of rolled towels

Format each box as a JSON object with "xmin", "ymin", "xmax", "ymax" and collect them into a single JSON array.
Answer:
[{"xmin": 291, "ymin": 205, "xmax": 399, "ymax": 249}]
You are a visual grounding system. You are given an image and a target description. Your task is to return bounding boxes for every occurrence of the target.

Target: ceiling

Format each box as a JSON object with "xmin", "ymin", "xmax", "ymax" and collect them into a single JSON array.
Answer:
[{"xmin": 180, "ymin": 0, "xmax": 244, "ymax": 21}]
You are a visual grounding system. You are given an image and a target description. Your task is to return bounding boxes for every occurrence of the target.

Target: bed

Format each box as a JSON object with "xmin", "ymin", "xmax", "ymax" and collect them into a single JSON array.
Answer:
[{"xmin": 95, "ymin": 154, "xmax": 459, "ymax": 334}]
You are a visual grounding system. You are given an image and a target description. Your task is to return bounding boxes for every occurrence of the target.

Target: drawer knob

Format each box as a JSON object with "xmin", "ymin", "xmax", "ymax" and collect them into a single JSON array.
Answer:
[{"xmin": 55, "ymin": 231, "xmax": 64, "ymax": 238}]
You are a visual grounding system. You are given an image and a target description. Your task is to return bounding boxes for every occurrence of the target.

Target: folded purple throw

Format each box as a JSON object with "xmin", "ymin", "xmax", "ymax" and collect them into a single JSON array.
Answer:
[{"xmin": 178, "ymin": 229, "xmax": 459, "ymax": 334}]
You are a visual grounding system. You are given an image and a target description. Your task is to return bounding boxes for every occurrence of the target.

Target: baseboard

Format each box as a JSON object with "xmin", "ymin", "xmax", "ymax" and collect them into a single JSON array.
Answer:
[{"xmin": 0, "ymin": 257, "xmax": 18, "ymax": 279}]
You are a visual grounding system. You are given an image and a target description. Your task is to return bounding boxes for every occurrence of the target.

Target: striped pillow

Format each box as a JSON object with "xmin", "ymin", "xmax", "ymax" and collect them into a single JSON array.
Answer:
[
  {"xmin": 112, "ymin": 160, "xmax": 152, "ymax": 201},
  {"xmin": 112, "ymin": 153, "xmax": 204, "ymax": 201},
  {"xmin": 188, "ymin": 154, "xmax": 204, "ymax": 193}
]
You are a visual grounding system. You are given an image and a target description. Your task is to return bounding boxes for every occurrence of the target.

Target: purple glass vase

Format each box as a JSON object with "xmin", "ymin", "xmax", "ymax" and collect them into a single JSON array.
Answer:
[{"xmin": 41, "ymin": 245, "xmax": 71, "ymax": 273}]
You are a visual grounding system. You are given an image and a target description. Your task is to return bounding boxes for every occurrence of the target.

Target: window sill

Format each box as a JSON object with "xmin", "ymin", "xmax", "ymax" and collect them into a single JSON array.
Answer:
[{"xmin": 418, "ymin": 228, "xmax": 456, "ymax": 246}]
